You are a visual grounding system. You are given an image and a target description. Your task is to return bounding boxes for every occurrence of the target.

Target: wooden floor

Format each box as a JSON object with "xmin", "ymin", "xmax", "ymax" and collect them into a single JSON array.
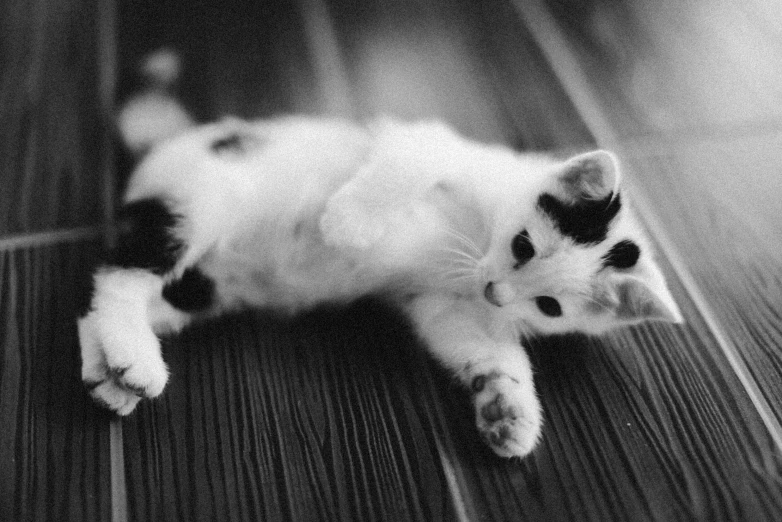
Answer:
[{"xmin": 2, "ymin": 0, "xmax": 782, "ymax": 520}]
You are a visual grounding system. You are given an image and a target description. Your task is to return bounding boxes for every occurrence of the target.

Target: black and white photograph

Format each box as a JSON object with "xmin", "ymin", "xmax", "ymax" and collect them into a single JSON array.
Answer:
[{"xmin": 2, "ymin": 0, "xmax": 782, "ymax": 520}]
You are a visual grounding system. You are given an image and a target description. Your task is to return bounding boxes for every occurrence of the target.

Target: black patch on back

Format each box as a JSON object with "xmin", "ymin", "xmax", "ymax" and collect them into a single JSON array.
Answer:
[
  {"xmin": 105, "ymin": 198, "xmax": 183, "ymax": 275},
  {"xmin": 162, "ymin": 267, "xmax": 215, "ymax": 311},
  {"xmin": 210, "ymin": 133, "xmax": 244, "ymax": 153},
  {"xmin": 537, "ymin": 193, "xmax": 621, "ymax": 244},
  {"xmin": 602, "ymin": 240, "xmax": 640, "ymax": 269}
]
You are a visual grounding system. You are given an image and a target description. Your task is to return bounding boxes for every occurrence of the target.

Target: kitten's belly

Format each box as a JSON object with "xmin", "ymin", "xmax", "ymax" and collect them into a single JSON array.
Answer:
[{"xmin": 200, "ymin": 220, "xmax": 388, "ymax": 314}]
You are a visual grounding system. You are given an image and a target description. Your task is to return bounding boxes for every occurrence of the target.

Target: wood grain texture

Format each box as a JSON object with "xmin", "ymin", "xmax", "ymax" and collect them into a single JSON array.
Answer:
[
  {"xmin": 0, "ymin": 241, "xmax": 112, "ymax": 522},
  {"xmin": 0, "ymin": 0, "xmax": 109, "ymax": 235},
  {"xmin": 545, "ymin": 0, "xmax": 782, "ymax": 137},
  {"xmin": 623, "ymin": 143, "xmax": 782, "ymax": 429},
  {"xmin": 122, "ymin": 303, "xmax": 454, "ymax": 522}
]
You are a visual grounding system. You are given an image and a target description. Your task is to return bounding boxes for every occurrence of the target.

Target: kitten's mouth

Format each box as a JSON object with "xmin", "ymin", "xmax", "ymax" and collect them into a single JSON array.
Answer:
[{"xmin": 484, "ymin": 282, "xmax": 502, "ymax": 307}]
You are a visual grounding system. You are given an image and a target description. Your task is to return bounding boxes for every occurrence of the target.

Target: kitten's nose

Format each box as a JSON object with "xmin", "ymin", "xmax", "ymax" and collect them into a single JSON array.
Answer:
[
  {"xmin": 484, "ymin": 282, "xmax": 515, "ymax": 307},
  {"xmin": 485, "ymin": 282, "xmax": 501, "ymax": 307}
]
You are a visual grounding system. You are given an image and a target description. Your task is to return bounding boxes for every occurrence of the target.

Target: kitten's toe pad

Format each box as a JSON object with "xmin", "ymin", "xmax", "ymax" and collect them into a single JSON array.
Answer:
[
  {"xmin": 472, "ymin": 373, "xmax": 542, "ymax": 458},
  {"xmin": 84, "ymin": 360, "xmax": 168, "ymax": 416},
  {"xmin": 88, "ymin": 379, "xmax": 143, "ymax": 416},
  {"xmin": 110, "ymin": 356, "xmax": 169, "ymax": 398}
]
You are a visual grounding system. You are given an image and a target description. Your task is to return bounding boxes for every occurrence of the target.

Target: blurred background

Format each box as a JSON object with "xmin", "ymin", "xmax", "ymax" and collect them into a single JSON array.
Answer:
[{"xmin": 2, "ymin": 0, "xmax": 782, "ymax": 520}]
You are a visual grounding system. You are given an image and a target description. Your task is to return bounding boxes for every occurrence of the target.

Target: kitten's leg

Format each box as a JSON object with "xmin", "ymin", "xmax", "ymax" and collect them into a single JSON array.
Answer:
[
  {"xmin": 79, "ymin": 198, "xmax": 205, "ymax": 415},
  {"xmin": 405, "ymin": 294, "xmax": 543, "ymax": 458},
  {"xmin": 153, "ymin": 267, "xmax": 217, "ymax": 334},
  {"xmin": 79, "ymin": 268, "xmax": 170, "ymax": 414}
]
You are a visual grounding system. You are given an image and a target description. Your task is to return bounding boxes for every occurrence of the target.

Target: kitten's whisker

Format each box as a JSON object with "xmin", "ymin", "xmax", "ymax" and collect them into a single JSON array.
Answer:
[
  {"xmin": 441, "ymin": 227, "xmax": 483, "ymax": 258},
  {"xmin": 577, "ymin": 292, "xmax": 613, "ymax": 313},
  {"xmin": 434, "ymin": 266, "xmax": 480, "ymax": 283},
  {"xmin": 437, "ymin": 266, "xmax": 476, "ymax": 277},
  {"xmin": 439, "ymin": 247, "xmax": 479, "ymax": 264},
  {"xmin": 439, "ymin": 273, "xmax": 479, "ymax": 283}
]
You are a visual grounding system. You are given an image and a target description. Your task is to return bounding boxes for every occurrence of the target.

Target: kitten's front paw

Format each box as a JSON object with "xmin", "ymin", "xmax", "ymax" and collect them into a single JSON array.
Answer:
[
  {"xmin": 471, "ymin": 372, "xmax": 542, "ymax": 458},
  {"xmin": 319, "ymin": 200, "xmax": 387, "ymax": 250},
  {"xmin": 79, "ymin": 314, "xmax": 169, "ymax": 416}
]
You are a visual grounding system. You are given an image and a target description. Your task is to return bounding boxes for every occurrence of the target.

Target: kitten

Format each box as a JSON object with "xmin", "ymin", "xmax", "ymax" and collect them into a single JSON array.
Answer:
[{"xmin": 79, "ymin": 53, "xmax": 682, "ymax": 459}]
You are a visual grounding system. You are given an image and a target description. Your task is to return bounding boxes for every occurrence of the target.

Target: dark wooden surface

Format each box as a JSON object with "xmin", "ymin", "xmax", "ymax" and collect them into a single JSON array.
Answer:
[
  {"xmin": 0, "ymin": 0, "xmax": 114, "ymax": 519},
  {"xmin": 3, "ymin": 0, "xmax": 782, "ymax": 520},
  {"xmin": 0, "ymin": 242, "xmax": 112, "ymax": 522},
  {"xmin": 0, "ymin": 0, "xmax": 110, "ymax": 235},
  {"xmin": 123, "ymin": 304, "xmax": 455, "ymax": 521}
]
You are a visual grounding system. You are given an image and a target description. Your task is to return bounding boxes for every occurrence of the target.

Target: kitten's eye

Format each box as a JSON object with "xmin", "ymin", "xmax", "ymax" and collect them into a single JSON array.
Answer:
[
  {"xmin": 511, "ymin": 230, "xmax": 535, "ymax": 267},
  {"xmin": 535, "ymin": 296, "xmax": 562, "ymax": 317}
]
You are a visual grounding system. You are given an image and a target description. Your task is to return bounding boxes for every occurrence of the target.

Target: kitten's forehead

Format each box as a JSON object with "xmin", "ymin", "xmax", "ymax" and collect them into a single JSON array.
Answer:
[{"xmin": 536, "ymin": 192, "xmax": 622, "ymax": 245}]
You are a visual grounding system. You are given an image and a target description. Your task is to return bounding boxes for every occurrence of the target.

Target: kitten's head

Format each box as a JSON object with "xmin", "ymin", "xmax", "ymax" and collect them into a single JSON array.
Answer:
[{"xmin": 479, "ymin": 150, "xmax": 682, "ymax": 336}]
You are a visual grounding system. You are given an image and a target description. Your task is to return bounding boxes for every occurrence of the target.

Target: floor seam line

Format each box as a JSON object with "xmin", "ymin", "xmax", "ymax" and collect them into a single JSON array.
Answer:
[{"xmin": 0, "ymin": 226, "xmax": 105, "ymax": 251}]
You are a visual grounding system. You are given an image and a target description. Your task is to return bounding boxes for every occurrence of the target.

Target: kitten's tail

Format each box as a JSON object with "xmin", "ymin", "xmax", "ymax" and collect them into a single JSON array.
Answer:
[{"xmin": 117, "ymin": 48, "xmax": 195, "ymax": 154}]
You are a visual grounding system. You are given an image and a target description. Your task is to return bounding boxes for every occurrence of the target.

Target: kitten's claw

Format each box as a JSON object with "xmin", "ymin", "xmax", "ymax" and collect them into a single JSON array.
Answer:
[
  {"xmin": 83, "ymin": 361, "xmax": 168, "ymax": 415},
  {"xmin": 89, "ymin": 379, "xmax": 144, "ymax": 416},
  {"xmin": 82, "ymin": 357, "xmax": 168, "ymax": 415},
  {"xmin": 472, "ymin": 372, "xmax": 542, "ymax": 458}
]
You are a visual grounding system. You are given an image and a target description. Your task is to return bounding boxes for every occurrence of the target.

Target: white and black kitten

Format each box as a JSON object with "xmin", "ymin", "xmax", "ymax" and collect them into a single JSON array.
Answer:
[{"xmin": 79, "ymin": 52, "xmax": 682, "ymax": 458}]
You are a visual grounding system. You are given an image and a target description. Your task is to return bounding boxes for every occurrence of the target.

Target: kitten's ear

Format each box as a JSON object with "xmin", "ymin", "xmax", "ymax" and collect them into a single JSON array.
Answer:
[
  {"xmin": 601, "ymin": 273, "xmax": 684, "ymax": 325},
  {"xmin": 558, "ymin": 150, "xmax": 620, "ymax": 201}
]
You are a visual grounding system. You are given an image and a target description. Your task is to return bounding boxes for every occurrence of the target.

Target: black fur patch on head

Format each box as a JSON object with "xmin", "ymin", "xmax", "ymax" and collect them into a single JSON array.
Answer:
[
  {"xmin": 162, "ymin": 267, "xmax": 215, "ymax": 311},
  {"xmin": 602, "ymin": 240, "xmax": 640, "ymax": 269},
  {"xmin": 105, "ymin": 198, "xmax": 183, "ymax": 275},
  {"xmin": 537, "ymin": 193, "xmax": 621, "ymax": 244}
]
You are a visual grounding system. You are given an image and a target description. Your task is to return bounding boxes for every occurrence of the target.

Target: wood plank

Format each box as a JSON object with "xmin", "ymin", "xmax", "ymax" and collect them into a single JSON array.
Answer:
[
  {"xmin": 0, "ymin": 0, "xmax": 109, "ymax": 235},
  {"xmin": 122, "ymin": 304, "xmax": 455, "ymax": 521},
  {"xmin": 543, "ymin": 0, "xmax": 782, "ymax": 137},
  {"xmin": 0, "ymin": 241, "xmax": 112, "ymax": 521},
  {"xmin": 622, "ymin": 141, "xmax": 782, "ymax": 422}
]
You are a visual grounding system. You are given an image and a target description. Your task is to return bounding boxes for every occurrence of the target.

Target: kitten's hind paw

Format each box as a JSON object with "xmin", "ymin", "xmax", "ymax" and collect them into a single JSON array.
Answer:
[
  {"xmin": 82, "ymin": 358, "xmax": 168, "ymax": 416},
  {"xmin": 472, "ymin": 372, "xmax": 543, "ymax": 458},
  {"xmin": 85, "ymin": 378, "xmax": 143, "ymax": 416},
  {"xmin": 78, "ymin": 313, "xmax": 169, "ymax": 416}
]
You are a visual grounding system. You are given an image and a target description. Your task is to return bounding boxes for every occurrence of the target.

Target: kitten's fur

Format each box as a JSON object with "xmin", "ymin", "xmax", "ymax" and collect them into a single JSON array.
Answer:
[{"xmin": 79, "ymin": 53, "xmax": 681, "ymax": 458}]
